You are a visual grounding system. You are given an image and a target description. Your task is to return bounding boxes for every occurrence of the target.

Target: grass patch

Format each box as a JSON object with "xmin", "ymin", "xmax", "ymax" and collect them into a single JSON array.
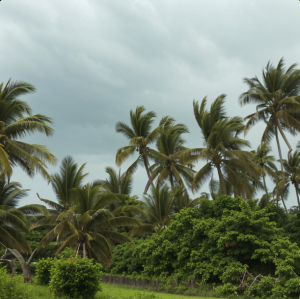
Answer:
[{"xmin": 14, "ymin": 276, "xmax": 224, "ymax": 299}]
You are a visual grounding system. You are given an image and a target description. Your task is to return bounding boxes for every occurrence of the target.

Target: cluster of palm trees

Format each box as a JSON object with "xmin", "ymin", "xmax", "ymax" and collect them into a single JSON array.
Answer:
[
  {"xmin": 116, "ymin": 58, "xmax": 300, "ymax": 213},
  {"xmin": 1, "ymin": 58, "xmax": 300, "ymax": 268}
]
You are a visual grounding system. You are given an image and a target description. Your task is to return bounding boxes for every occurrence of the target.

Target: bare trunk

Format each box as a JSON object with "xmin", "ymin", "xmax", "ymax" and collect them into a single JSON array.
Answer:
[
  {"xmin": 76, "ymin": 244, "xmax": 80, "ymax": 257},
  {"xmin": 278, "ymin": 121, "xmax": 292, "ymax": 152},
  {"xmin": 295, "ymin": 185, "xmax": 300, "ymax": 208},
  {"xmin": 83, "ymin": 243, "xmax": 86, "ymax": 258},
  {"xmin": 275, "ymin": 125, "xmax": 284, "ymax": 174},
  {"xmin": 8, "ymin": 248, "xmax": 36, "ymax": 283},
  {"xmin": 275, "ymin": 125, "xmax": 288, "ymax": 213},
  {"xmin": 169, "ymin": 172, "xmax": 175, "ymax": 194},
  {"xmin": 0, "ymin": 259, "xmax": 16, "ymax": 274},
  {"xmin": 143, "ymin": 158, "xmax": 155, "ymax": 194},
  {"xmin": 263, "ymin": 175, "xmax": 268, "ymax": 194},
  {"xmin": 281, "ymin": 195, "xmax": 288, "ymax": 213},
  {"xmin": 216, "ymin": 164, "xmax": 227, "ymax": 195}
]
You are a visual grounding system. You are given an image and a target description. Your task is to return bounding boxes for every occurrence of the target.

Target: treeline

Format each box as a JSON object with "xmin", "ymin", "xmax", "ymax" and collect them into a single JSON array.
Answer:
[{"xmin": 1, "ymin": 58, "xmax": 300, "ymax": 297}]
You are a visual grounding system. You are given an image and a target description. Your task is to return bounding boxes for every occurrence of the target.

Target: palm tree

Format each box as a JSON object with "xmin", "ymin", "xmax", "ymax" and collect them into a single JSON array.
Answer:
[
  {"xmin": 146, "ymin": 117, "xmax": 196, "ymax": 193},
  {"xmin": 172, "ymin": 187, "xmax": 200, "ymax": 213},
  {"xmin": 37, "ymin": 156, "xmax": 88, "ymax": 214},
  {"xmin": 98, "ymin": 167, "xmax": 144, "ymax": 219},
  {"xmin": 143, "ymin": 184, "xmax": 174, "ymax": 233},
  {"xmin": 37, "ymin": 183, "xmax": 140, "ymax": 265},
  {"xmin": 0, "ymin": 205, "xmax": 31, "ymax": 253},
  {"xmin": 0, "ymin": 174, "xmax": 29, "ymax": 207},
  {"xmin": 188, "ymin": 95, "xmax": 260, "ymax": 196},
  {"xmin": 0, "ymin": 79, "xmax": 57, "ymax": 180},
  {"xmin": 239, "ymin": 58, "xmax": 300, "ymax": 173},
  {"xmin": 280, "ymin": 151, "xmax": 300, "ymax": 208},
  {"xmin": 115, "ymin": 106, "xmax": 161, "ymax": 194},
  {"xmin": 100, "ymin": 167, "xmax": 132, "ymax": 195},
  {"xmin": 251, "ymin": 143, "xmax": 277, "ymax": 195}
]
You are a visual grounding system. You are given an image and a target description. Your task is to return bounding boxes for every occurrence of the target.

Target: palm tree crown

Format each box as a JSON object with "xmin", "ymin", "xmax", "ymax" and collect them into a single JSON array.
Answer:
[
  {"xmin": 239, "ymin": 58, "xmax": 300, "ymax": 172},
  {"xmin": 0, "ymin": 79, "xmax": 57, "ymax": 180}
]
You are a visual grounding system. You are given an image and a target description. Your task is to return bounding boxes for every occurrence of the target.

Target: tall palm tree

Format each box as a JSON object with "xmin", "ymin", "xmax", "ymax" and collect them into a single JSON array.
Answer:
[
  {"xmin": 251, "ymin": 143, "xmax": 277, "ymax": 195},
  {"xmin": 147, "ymin": 117, "xmax": 196, "ymax": 193},
  {"xmin": 37, "ymin": 156, "xmax": 88, "ymax": 214},
  {"xmin": 115, "ymin": 106, "xmax": 161, "ymax": 194},
  {"xmin": 37, "ymin": 183, "xmax": 140, "ymax": 265},
  {"xmin": 0, "ymin": 79, "xmax": 57, "ymax": 180},
  {"xmin": 187, "ymin": 95, "xmax": 260, "ymax": 196},
  {"xmin": 239, "ymin": 58, "xmax": 300, "ymax": 172}
]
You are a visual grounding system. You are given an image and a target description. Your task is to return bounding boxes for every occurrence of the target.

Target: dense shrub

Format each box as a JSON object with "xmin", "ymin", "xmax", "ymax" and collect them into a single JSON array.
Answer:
[
  {"xmin": 108, "ymin": 195, "xmax": 300, "ymax": 298},
  {"xmin": 49, "ymin": 257, "xmax": 102, "ymax": 299},
  {"xmin": 0, "ymin": 267, "xmax": 31, "ymax": 299},
  {"xmin": 35, "ymin": 257, "xmax": 55, "ymax": 285}
]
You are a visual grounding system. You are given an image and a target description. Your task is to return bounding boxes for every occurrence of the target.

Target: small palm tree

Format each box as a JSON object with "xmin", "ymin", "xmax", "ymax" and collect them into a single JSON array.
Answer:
[
  {"xmin": 281, "ymin": 151, "xmax": 300, "ymax": 208},
  {"xmin": 143, "ymin": 184, "xmax": 174, "ymax": 233},
  {"xmin": 239, "ymin": 58, "xmax": 300, "ymax": 172},
  {"xmin": 115, "ymin": 106, "xmax": 161, "ymax": 194},
  {"xmin": 147, "ymin": 117, "xmax": 196, "ymax": 193},
  {"xmin": 251, "ymin": 143, "xmax": 277, "ymax": 195},
  {"xmin": 0, "ymin": 79, "xmax": 57, "ymax": 180},
  {"xmin": 188, "ymin": 95, "xmax": 260, "ymax": 196},
  {"xmin": 37, "ymin": 156, "xmax": 88, "ymax": 213},
  {"xmin": 37, "ymin": 183, "xmax": 140, "ymax": 265}
]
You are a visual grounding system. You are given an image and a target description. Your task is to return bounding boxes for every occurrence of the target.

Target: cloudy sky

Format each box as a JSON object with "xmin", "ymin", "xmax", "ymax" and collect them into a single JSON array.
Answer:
[{"xmin": 1, "ymin": 0, "xmax": 300, "ymax": 207}]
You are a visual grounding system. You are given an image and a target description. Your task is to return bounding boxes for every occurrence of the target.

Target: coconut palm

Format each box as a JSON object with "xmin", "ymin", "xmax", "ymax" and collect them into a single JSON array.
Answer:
[
  {"xmin": 146, "ymin": 117, "xmax": 196, "ymax": 193},
  {"xmin": 37, "ymin": 156, "xmax": 88, "ymax": 214},
  {"xmin": 239, "ymin": 58, "xmax": 300, "ymax": 172},
  {"xmin": 187, "ymin": 95, "xmax": 260, "ymax": 196},
  {"xmin": 0, "ymin": 204, "xmax": 31, "ymax": 253},
  {"xmin": 251, "ymin": 143, "xmax": 277, "ymax": 195},
  {"xmin": 115, "ymin": 106, "xmax": 161, "ymax": 194},
  {"xmin": 280, "ymin": 151, "xmax": 300, "ymax": 208},
  {"xmin": 36, "ymin": 183, "xmax": 140, "ymax": 265},
  {"xmin": 0, "ymin": 174, "xmax": 28, "ymax": 207},
  {"xmin": 0, "ymin": 79, "xmax": 57, "ymax": 180}
]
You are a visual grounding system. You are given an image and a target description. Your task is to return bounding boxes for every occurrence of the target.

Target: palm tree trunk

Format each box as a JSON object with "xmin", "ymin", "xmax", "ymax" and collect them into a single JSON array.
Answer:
[
  {"xmin": 281, "ymin": 194, "xmax": 288, "ymax": 213},
  {"xmin": 169, "ymin": 172, "xmax": 175, "ymax": 194},
  {"xmin": 143, "ymin": 158, "xmax": 155, "ymax": 194},
  {"xmin": 295, "ymin": 185, "xmax": 300, "ymax": 208},
  {"xmin": 278, "ymin": 121, "xmax": 292, "ymax": 152},
  {"xmin": 216, "ymin": 164, "xmax": 227, "ymax": 195},
  {"xmin": 275, "ymin": 125, "xmax": 284, "ymax": 173},
  {"xmin": 263, "ymin": 175, "xmax": 268, "ymax": 194},
  {"xmin": 275, "ymin": 125, "xmax": 288, "ymax": 212},
  {"xmin": 83, "ymin": 243, "xmax": 86, "ymax": 258}
]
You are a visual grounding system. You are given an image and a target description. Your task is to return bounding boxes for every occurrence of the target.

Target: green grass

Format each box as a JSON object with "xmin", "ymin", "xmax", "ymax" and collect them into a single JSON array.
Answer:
[{"xmin": 22, "ymin": 278, "xmax": 222, "ymax": 299}]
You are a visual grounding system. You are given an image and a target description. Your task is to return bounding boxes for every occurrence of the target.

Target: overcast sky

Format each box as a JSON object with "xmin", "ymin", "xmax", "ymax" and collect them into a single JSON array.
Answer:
[{"xmin": 1, "ymin": 0, "xmax": 300, "ymax": 208}]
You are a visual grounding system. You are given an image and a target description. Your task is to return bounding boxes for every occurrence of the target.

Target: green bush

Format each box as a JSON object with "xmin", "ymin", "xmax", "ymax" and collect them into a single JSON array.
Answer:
[
  {"xmin": 49, "ymin": 257, "xmax": 102, "ymax": 299},
  {"xmin": 0, "ymin": 267, "xmax": 31, "ymax": 299},
  {"xmin": 35, "ymin": 257, "xmax": 55, "ymax": 285}
]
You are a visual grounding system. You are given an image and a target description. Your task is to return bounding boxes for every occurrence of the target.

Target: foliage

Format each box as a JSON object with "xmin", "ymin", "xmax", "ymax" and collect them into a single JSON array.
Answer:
[
  {"xmin": 37, "ymin": 183, "xmax": 139, "ymax": 264},
  {"xmin": 108, "ymin": 195, "xmax": 300, "ymax": 298},
  {"xmin": 0, "ymin": 79, "xmax": 56, "ymax": 180},
  {"xmin": 36, "ymin": 257, "xmax": 55, "ymax": 285},
  {"xmin": 0, "ymin": 267, "xmax": 31, "ymax": 299},
  {"xmin": 49, "ymin": 257, "xmax": 102, "ymax": 299}
]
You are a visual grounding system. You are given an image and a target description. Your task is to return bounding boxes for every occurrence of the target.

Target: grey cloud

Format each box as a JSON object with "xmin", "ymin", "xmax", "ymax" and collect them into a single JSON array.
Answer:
[{"xmin": 1, "ymin": 0, "xmax": 300, "ymax": 207}]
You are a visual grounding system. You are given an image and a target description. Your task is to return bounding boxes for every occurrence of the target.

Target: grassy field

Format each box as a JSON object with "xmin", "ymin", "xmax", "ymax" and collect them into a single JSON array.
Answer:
[{"xmin": 23, "ymin": 279, "xmax": 223, "ymax": 299}]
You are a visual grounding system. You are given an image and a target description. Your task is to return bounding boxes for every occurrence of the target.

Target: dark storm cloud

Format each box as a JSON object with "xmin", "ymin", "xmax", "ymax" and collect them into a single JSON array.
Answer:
[{"xmin": 1, "ymin": 0, "xmax": 300, "ymax": 206}]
